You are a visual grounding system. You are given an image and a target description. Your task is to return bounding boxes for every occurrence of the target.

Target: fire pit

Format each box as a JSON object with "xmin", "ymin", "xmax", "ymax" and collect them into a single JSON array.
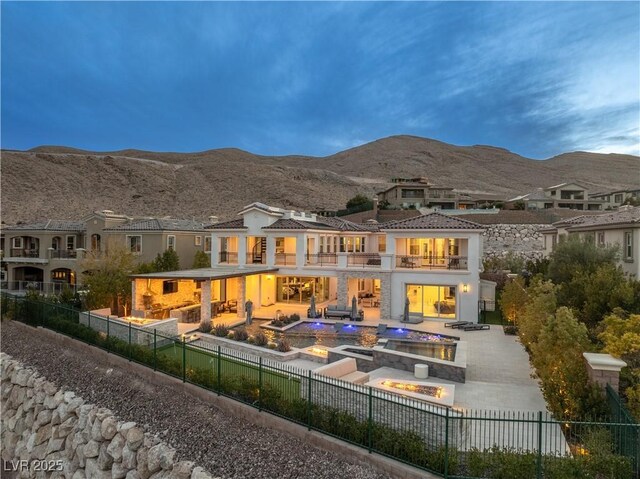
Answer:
[{"xmin": 368, "ymin": 378, "xmax": 455, "ymax": 407}]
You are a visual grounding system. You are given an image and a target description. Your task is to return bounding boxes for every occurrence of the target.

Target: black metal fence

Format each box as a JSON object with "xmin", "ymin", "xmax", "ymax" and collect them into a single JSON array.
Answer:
[{"xmin": 2, "ymin": 293, "xmax": 638, "ymax": 479}]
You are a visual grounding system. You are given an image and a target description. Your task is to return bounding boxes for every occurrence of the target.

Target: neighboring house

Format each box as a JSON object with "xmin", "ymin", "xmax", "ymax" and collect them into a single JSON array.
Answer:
[
  {"xmin": 377, "ymin": 178, "xmax": 462, "ymax": 210},
  {"xmin": 199, "ymin": 202, "xmax": 484, "ymax": 322},
  {"xmin": 589, "ymin": 189, "xmax": 640, "ymax": 210},
  {"xmin": 505, "ymin": 182, "xmax": 606, "ymax": 211},
  {"xmin": 0, "ymin": 210, "xmax": 211, "ymax": 294},
  {"xmin": 540, "ymin": 206, "xmax": 640, "ymax": 277}
]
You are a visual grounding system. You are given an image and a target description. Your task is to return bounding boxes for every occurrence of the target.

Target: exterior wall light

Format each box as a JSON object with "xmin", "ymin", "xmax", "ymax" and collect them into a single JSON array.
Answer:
[{"xmin": 463, "ymin": 284, "xmax": 468, "ymax": 293}]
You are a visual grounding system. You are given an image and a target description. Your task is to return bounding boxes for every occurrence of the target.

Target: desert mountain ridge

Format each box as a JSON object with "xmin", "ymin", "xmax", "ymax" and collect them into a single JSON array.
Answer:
[{"xmin": 2, "ymin": 135, "xmax": 639, "ymax": 224}]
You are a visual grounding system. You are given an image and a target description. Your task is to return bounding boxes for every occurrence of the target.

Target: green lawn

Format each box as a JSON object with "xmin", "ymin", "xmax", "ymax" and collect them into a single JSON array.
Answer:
[{"xmin": 157, "ymin": 342, "xmax": 301, "ymax": 400}]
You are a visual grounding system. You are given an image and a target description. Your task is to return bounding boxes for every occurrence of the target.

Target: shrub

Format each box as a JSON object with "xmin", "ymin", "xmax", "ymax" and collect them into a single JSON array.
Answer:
[
  {"xmin": 267, "ymin": 342, "xmax": 277, "ymax": 350},
  {"xmin": 503, "ymin": 325, "xmax": 518, "ymax": 335},
  {"xmin": 234, "ymin": 328, "xmax": 249, "ymax": 341},
  {"xmin": 289, "ymin": 313, "xmax": 300, "ymax": 323},
  {"xmin": 271, "ymin": 319, "xmax": 285, "ymax": 327},
  {"xmin": 212, "ymin": 324, "xmax": 229, "ymax": 337},
  {"xmin": 254, "ymin": 331, "xmax": 269, "ymax": 347},
  {"xmin": 276, "ymin": 338, "xmax": 291, "ymax": 352}
]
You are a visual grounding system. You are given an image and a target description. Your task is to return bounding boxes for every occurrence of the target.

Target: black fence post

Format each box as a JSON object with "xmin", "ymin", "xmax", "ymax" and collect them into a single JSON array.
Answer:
[
  {"xmin": 153, "ymin": 329, "xmax": 157, "ymax": 371},
  {"xmin": 368, "ymin": 386, "xmax": 373, "ymax": 453},
  {"xmin": 536, "ymin": 411, "xmax": 543, "ymax": 479},
  {"xmin": 258, "ymin": 357, "xmax": 263, "ymax": 411},
  {"xmin": 307, "ymin": 370, "xmax": 312, "ymax": 431},
  {"xmin": 217, "ymin": 345, "xmax": 221, "ymax": 395},
  {"xmin": 182, "ymin": 337, "xmax": 186, "ymax": 383},
  {"xmin": 444, "ymin": 407, "xmax": 450, "ymax": 478},
  {"xmin": 128, "ymin": 322, "xmax": 132, "ymax": 361}
]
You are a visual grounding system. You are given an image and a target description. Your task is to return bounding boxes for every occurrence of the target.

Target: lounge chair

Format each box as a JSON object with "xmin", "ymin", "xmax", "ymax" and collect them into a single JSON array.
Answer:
[
  {"xmin": 376, "ymin": 323, "xmax": 388, "ymax": 334},
  {"xmin": 446, "ymin": 321, "xmax": 470, "ymax": 329},
  {"xmin": 462, "ymin": 324, "xmax": 490, "ymax": 331}
]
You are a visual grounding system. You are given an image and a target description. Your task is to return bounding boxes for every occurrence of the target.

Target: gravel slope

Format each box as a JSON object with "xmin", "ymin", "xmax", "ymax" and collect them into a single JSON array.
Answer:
[{"xmin": 0, "ymin": 321, "xmax": 390, "ymax": 479}]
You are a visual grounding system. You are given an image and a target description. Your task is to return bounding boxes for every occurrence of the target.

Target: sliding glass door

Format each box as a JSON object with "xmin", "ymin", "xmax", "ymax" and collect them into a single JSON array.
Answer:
[{"xmin": 406, "ymin": 284, "xmax": 456, "ymax": 319}]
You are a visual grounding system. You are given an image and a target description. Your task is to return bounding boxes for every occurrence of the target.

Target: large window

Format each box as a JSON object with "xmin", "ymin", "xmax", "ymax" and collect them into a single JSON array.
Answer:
[
  {"xmin": 127, "ymin": 235, "xmax": 142, "ymax": 254},
  {"xmin": 12, "ymin": 237, "xmax": 23, "ymax": 249},
  {"xmin": 406, "ymin": 284, "xmax": 456, "ymax": 319},
  {"xmin": 276, "ymin": 276, "xmax": 330, "ymax": 303},
  {"xmin": 167, "ymin": 235, "xmax": 176, "ymax": 251},
  {"xmin": 162, "ymin": 280, "xmax": 178, "ymax": 294},
  {"xmin": 624, "ymin": 232, "xmax": 634, "ymax": 261}
]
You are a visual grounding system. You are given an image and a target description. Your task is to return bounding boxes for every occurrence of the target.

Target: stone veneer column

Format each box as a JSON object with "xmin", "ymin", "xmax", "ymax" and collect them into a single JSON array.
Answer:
[
  {"xmin": 378, "ymin": 272, "xmax": 392, "ymax": 320},
  {"xmin": 336, "ymin": 272, "xmax": 348, "ymax": 309},
  {"xmin": 200, "ymin": 279, "xmax": 212, "ymax": 330},
  {"xmin": 237, "ymin": 277, "xmax": 246, "ymax": 318},
  {"xmin": 583, "ymin": 352, "xmax": 627, "ymax": 392}
]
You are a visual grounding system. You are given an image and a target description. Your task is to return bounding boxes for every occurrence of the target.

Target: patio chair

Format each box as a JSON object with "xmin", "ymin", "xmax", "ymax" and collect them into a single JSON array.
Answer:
[
  {"xmin": 446, "ymin": 321, "xmax": 470, "ymax": 329},
  {"xmin": 462, "ymin": 324, "xmax": 490, "ymax": 331},
  {"xmin": 376, "ymin": 323, "xmax": 387, "ymax": 334}
]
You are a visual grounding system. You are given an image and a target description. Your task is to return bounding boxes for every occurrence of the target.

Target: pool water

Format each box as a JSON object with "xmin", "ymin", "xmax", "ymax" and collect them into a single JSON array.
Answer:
[
  {"xmin": 233, "ymin": 320, "xmax": 458, "ymax": 355},
  {"xmin": 384, "ymin": 339, "xmax": 457, "ymax": 361}
]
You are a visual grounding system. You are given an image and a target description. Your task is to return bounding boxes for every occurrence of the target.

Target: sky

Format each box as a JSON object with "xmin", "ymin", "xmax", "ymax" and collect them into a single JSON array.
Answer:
[{"xmin": 2, "ymin": 2, "xmax": 639, "ymax": 159}]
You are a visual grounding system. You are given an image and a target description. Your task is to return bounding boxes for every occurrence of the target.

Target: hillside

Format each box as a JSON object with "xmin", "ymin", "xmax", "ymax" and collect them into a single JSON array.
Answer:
[{"xmin": 1, "ymin": 135, "xmax": 638, "ymax": 223}]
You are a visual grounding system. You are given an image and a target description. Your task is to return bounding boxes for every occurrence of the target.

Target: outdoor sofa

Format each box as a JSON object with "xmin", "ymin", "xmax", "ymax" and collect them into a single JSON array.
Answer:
[
  {"xmin": 323, "ymin": 304, "xmax": 364, "ymax": 321},
  {"xmin": 313, "ymin": 358, "xmax": 370, "ymax": 385}
]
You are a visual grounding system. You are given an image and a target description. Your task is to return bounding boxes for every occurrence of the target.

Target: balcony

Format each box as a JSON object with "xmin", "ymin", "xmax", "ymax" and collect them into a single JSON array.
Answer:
[
  {"xmin": 274, "ymin": 253, "xmax": 297, "ymax": 266},
  {"xmin": 50, "ymin": 249, "xmax": 77, "ymax": 259},
  {"xmin": 218, "ymin": 251, "xmax": 238, "ymax": 264},
  {"xmin": 10, "ymin": 249, "xmax": 40, "ymax": 258},
  {"xmin": 395, "ymin": 255, "xmax": 468, "ymax": 270},
  {"xmin": 347, "ymin": 253, "xmax": 381, "ymax": 268},
  {"xmin": 305, "ymin": 253, "xmax": 338, "ymax": 266},
  {"xmin": 2, "ymin": 281, "xmax": 78, "ymax": 295}
]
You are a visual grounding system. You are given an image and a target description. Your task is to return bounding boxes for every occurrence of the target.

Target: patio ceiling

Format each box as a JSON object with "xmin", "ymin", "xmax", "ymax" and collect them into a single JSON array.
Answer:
[{"xmin": 130, "ymin": 265, "xmax": 279, "ymax": 281}]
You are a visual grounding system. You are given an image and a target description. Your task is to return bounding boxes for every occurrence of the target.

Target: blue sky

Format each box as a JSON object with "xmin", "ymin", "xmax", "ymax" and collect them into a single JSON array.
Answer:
[{"xmin": 2, "ymin": 2, "xmax": 639, "ymax": 158}]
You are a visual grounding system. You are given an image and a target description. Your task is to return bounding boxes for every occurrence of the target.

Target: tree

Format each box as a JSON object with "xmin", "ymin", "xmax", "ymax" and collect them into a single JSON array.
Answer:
[
  {"xmin": 137, "ymin": 249, "xmax": 181, "ymax": 274},
  {"xmin": 599, "ymin": 313, "xmax": 640, "ymax": 419},
  {"xmin": 192, "ymin": 250, "xmax": 210, "ymax": 268},
  {"xmin": 79, "ymin": 242, "xmax": 136, "ymax": 316},
  {"xmin": 547, "ymin": 235, "xmax": 619, "ymax": 286},
  {"xmin": 512, "ymin": 200, "xmax": 525, "ymax": 210},
  {"xmin": 518, "ymin": 279, "xmax": 557, "ymax": 350},
  {"xmin": 498, "ymin": 277, "xmax": 528, "ymax": 325},
  {"xmin": 346, "ymin": 194, "xmax": 372, "ymax": 210},
  {"xmin": 532, "ymin": 307, "xmax": 604, "ymax": 419}
]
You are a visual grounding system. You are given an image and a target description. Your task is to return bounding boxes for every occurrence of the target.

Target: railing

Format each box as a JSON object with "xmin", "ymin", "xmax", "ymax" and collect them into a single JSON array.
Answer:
[
  {"xmin": 396, "ymin": 255, "xmax": 468, "ymax": 270},
  {"xmin": 274, "ymin": 253, "xmax": 297, "ymax": 266},
  {"xmin": 9, "ymin": 248, "xmax": 40, "ymax": 258},
  {"xmin": 606, "ymin": 384, "xmax": 639, "ymax": 470},
  {"xmin": 50, "ymin": 249, "xmax": 77, "ymax": 259},
  {"xmin": 347, "ymin": 253, "xmax": 381, "ymax": 268},
  {"xmin": 305, "ymin": 253, "xmax": 338, "ymax": 266},
  {"xmin": 218, "ymin": 251, "xmax": 238, "ymax": 264},
  {"xmin": 2, "ymin": 293, "xmax": 639, "ymax": 479},
  {"xmin": 1, "ymin": 281, "xmax": 78, "ymax": 295},
  {"xmin": 246, "ymin": 253, "xmax": 266, "ymax": 265}
]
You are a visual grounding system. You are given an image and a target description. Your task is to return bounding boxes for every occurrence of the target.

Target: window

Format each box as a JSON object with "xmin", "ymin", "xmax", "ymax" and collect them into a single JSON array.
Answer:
[
  {"xmin": 624, "ymin": 232, "xmax": 633, "ymax": 261},
  {"xmin": 275, "ymin": 238, "xmax": 285, "ymax": 254},
  {"xmin": 66, "ymin": 235, "xmax": 76, "ymax": 250},
  {"xmin": 12, "ymin": 237, "xmax": 23, "ymax": 249},
  {"xmin": 409, "ymin": 238, "xmax": 419, "ymax": 256},
  {"xmin": 162, "ymin": 280, "xmax": 178, "ymax": 294},
  {"xmin": 319, "ymin": 236, "xmax": 325, "ymax": 253},
  {"xmin": 204, "ymin": 237, "xmax": 211, "ymax": 252},
  {"xmin": 615, "ymin": 194, "xmax": 623, "ymax": 203},
  {"xmin": 378, "ymin": 236, "xmax": 386, "ymax": 253},
  {"xmin": 91, "ymin": 234, "xmax": 101, "ymax": 251},
  {"xmin": 195, "ymin": 236, "xmax": 202, "ymax": 246},
  {"xmin": 167, "ymin": 235, "xmax": 176, "ymax": 251},
  {"xmin": 127, "ymin": 235, "xmax": 142, "ymax": 254},
  {"xmin": 597, "ymin": 232, "xmax": 605, "ymax": 247}
]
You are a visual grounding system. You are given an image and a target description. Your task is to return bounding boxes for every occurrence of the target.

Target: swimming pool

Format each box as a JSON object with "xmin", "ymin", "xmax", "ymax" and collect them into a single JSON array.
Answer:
[{"xmin": 233, "ymin": 320, "xmax": 458, "ymax": 352}]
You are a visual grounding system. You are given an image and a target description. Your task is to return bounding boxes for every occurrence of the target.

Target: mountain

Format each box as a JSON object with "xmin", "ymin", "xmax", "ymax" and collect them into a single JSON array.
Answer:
[{"xmin": 2, "ymin": 135, "xmax": 638, "ymax": 223}]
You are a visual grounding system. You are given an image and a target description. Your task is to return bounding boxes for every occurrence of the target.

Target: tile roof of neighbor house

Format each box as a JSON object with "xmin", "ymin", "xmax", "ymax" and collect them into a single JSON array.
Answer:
[
  {"xmin": 380, "ymin": 212, "xmax": 484, "ymax": 230},
  {"xmin": 205, "ymin": 218, "xmax": 248, "ymax": 230},
  {"xmin": 565, "ymin": 206, "xmax": 640, "ymax": 230},
  {"xmin": 458, "ymin": 209, "xmax": 600, "ymax": 225},
  {"xmin": 340, "ymin": 209, "xmax": 422, "ymax": 224},
  {"xmin": 104, "ymin": 218, "xmax": 208, "ymax": 232},
  {"xmin": 263, "ymin": 218, "xmax": 336, "ymax": 231},
  {"xmin": 3, "ymin": 220, "xmax": 85, "ymax": 232}
]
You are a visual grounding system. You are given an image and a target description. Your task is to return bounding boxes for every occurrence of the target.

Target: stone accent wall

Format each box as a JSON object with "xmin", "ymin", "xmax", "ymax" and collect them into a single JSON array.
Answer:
[
  {"xmin": 0, "ymin": 354, "xmax": 216, "ymax": 479},
  {"xmin": 336, "ymin": 271, "xmax": 391, "ymax": 319},
  {"xmin": 482, "ymin": 224, "xmax": 546, "ymax": 261}
]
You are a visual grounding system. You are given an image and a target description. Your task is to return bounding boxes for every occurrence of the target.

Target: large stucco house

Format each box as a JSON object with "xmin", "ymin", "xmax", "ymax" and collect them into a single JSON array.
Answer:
[{"xmin": 128, "ymin": 203, "xmax": 485, "ymax": 325}]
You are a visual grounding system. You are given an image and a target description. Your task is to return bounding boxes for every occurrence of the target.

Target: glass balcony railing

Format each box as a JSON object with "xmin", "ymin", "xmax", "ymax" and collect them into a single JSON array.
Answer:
[{"xmin": 395, "ymin": 255, "xmax": 468, "ymax": 270}]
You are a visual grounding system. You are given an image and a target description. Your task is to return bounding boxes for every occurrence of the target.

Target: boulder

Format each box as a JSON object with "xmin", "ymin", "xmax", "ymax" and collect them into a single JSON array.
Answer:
[
  {"xmin": 98, "ymin": 442, "xmax": 115, "ymax": 470},
  {"xmin": 101, "ymin": 417, "xmax": 118, "ymax": 441},
  {"xmin": 84, "ymin": 440, "xmax": 101, "ymax": 458},
  {"xmin": 169, "ymin": 461, "xmax": 195, "ymax": 479},
  {"xmin": 122, "ymin": 444, "xmax": 137, "ymax": 469},
  {"xmin": 107, "ymin": 433, "xmax": 126, "ymax": 462},
  {"xmin": 112, "ymin": 462, "xmax": 129, "ymax": 479},
  {"xmin": 126, "ymin": 427, "xmax": 145, "ymax": 450},
  {"xmin": 147, "ymin": 444, "xmax": 175, "ymax": 472}
]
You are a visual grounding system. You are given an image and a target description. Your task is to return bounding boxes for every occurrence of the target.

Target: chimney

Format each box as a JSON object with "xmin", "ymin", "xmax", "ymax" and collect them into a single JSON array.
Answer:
[{"xmin": 209, "ymin": 216, "xmax": 219, "ymax": 224}]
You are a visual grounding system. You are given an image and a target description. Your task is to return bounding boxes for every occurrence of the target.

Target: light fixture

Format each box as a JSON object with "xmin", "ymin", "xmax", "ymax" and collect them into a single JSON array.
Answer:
[{"xmin": 463, "ymin": 284, "xmax": 468, "ymax": 293}]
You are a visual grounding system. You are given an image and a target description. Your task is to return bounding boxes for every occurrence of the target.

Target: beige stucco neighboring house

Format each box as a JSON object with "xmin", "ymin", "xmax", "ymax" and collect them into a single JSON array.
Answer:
[{"xmin": 506, "ymin": 182, "xmax": 606, "ymax": 211}]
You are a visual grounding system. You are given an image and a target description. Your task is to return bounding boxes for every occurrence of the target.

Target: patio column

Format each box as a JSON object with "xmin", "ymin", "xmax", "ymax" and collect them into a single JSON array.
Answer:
[
  {"xmin": 379, "ymin": 253, "xmax": 393, "ymax": 271},
  {"xmin": 237, "ymin": 276, "xmax": 246, "ymax": 318},
  {"xmin": 266, "ymin": 236, "xmax": 276, "ymax": 267},
  {"xmin": 210, "ymin": 234, "xmax": 219, "ymax": 266},
  {"xmin": 238, "ymin": 234, "xmax": 247, "ymax": 267},
  {"xmin": 378, "ymin": 272, "xmax": 392, "ymax": 320},
  {"xmin": 337, "ymin": 252, "xmax": 348, "ymax": 269},
  {"xmin": 200, "ymin": 279, "xmax": 212, "ymax": 330},
  {"xmin": 296, "ymin": 234, "xmax": 305, "ymax": 268},
  {"xmin": 131, "ymin": 280, "xmax": 137, "ymax": 312},
  {"xmin": 336, "ymin": 272, "xmax": 348, "ymax": 309}
]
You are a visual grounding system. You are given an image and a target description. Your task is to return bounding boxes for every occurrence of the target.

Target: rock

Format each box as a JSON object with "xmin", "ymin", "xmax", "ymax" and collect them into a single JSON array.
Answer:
[
  {"xmin": 101, "ymin": 417, "xmax": 118, "ymax": 440},
  {"xmin": 57, "ymin": 416, "xmax": 78, "ymax": 438},
  {"xmin": 46, "ymin": 436, "xmax": 66, "ymax": 454},
  {"xmin": 35, "ymin": 409, "xmax": 52, "ymax": 428},
  {"xmin": 86, "ymin": 458, "xmax": 113, "ymax": 479},
  {"xmin": 44, "ymin": 390, "xmax": 64, "ymax": 409},
  {"xmin": 71, "ymin": 470, "xmax": 84, "ymax": 479},
  {"xmin": 147, "ymin": 444, "xmax": 175, "ymax": 473},
  {"xmin": 33, "ymin": 423, "xmax": 53, "ymax": 447},
  {"xmin": 107, "ymin": 433, "xmax": 126, "ymax": 462},
  {"xmin": 13, "ymin": 367, "xmax": 32, "ymax": 386},
  {"xmin": 126, "ymin": 427, "xmax": 144, "ymax": 450},
  {"xmin": 125, "ymin": 472, "xmax": 141, "ymax": 479},
  {"xmin": 136, "ymin": 447, "xmax": 151, "ymax": 479},
  {"xmin": 84, "ymin": 439, "xmax": 101, "ymax": 458},
  {"xmin": 190, "ymin": 467, "xmax": 212, "ymax": 479},
  {"xmin": 118, "ymin": 421, "xmax": 137, "ymax": 432},
  {"xmin": 169, "ymin": 461, "xmax": 195, "ymax": 479},
  {"xmin": 112, "ymin": 462, "xmax": 129, "ymax": 479},
  {"xmin": 98, "ymin": 442, "xmax": 115, "ymax": 470},
  {"xmin": 122, "ymin": 444, "xmax": 137, "ymax": 469}
]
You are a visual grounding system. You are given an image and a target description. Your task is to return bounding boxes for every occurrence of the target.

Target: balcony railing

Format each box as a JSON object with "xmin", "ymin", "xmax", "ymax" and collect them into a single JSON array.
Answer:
[
  {"xmin": 246, "ymin": 253, "xmax": 266, "ymax": 265},
  {"xmin": 9, "ymin": 249, "xmax": 40, "ymax": 258},
  {"xmin": 396, "ymin": 255, "xmax": 468, "ymax": 270},
  {"xmin": 218, "ymin": 251, "xmax": 238, "ymax": 264},
  {"xmin": 274, "ymin": 253, "xmax": 297, "ymax": 266},
  {"xmin": 50, "ymin": 249, "xmax": 77, "ymax": 259},
  {"xmin": 347, "ymin": 253, "xmax": 381, "ymax": 268},
  {"xmin": 305, "ymin": 253, "xmax": 338, "ymax": 266},
  {"xmin": 1, "ymin": 281, "xmax": 78, "ymax": 295}
]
